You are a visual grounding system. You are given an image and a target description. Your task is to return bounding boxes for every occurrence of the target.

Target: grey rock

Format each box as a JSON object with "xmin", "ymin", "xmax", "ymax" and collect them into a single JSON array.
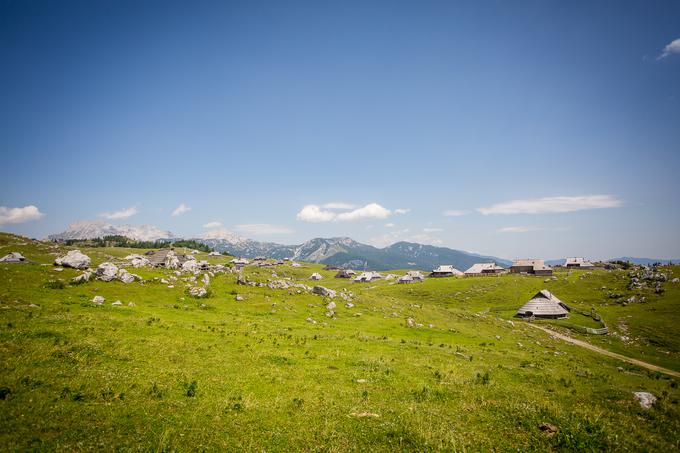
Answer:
[
  {"xmin": 55, "ymin": 250, "xmax": 91, "ymax": 269},
  {"xmin": 96, "ymin": 262, "xmax": 119, "ymax": 282},
  {"xmin": 633, "ymin": 392, "xmax": 657, "ymax": 409}
]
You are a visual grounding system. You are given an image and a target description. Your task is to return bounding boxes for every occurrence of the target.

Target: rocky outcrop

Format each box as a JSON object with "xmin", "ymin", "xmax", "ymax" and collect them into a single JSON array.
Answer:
[
  {"xmin": 125, "ymin": 254, "xmax": 150, "ymax": 268},
  {"xmin": 96, "ymin": 262, "xmax": 119, "ymax": 282},
  {"xmin": 54, "ymin": 250, "xmax": 91, "ymax": 269},
  {"xmin": 312, "ymin": 286, "xmax": 336, "ymax": 298},
  {"xmin": 71, "ymin": 271, "xmax": 93, "ymax": 284},
  {"xmin": 118, "ymin": 268, "xmax": 140, "ymax": 283}
]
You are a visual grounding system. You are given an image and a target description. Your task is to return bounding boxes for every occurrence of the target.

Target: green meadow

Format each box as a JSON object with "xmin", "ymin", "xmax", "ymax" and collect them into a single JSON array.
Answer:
[{"xmin": 1, "ymin": 233, "xmax": 679, "ymax": 451}]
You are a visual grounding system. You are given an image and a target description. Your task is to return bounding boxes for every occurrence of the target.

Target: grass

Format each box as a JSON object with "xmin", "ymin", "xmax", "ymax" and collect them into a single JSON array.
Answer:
[{"xmin": 0, "ymin": 232, "xmax": 679, "ymax": 451}]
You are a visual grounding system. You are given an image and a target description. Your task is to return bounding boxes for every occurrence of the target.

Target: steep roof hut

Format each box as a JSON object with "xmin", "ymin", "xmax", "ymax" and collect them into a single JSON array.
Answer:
[
  {"xmin": 398, "ymin": 275, "xmax": 414, "ymax": 284},
  {"xmin": 310, "ymin": 272, "xmax": 323, "ymax": 280},
  {"xmin": 565, "ymin": 257, "xmax": 595, "ymax": 269},
  {"xmin": 516, "ymin": 290, "xmax": 570, "ymax": 319},
  {"xmin": 510, "ymin": 259, "xmax": 553, "ymax": 276},
  {"xmin": 406, "ymin": 270, "xmax": 425, "ymax": 281},
  {"xmin": 0, "ymin": 252, "xmax": 27, "ymax": 263},
  {"xmin": 335, "ymin": 269, "xmax": 356, "ymax": 278},
  {"xmin": 464, "ymin": 262, "xmax": 506, "ymax": 276},
  {"xmin": 354, "ymin": 271, "xmax": 383, "ymax": 283},
  {"xmin": 430, "ymin": 265, "xmax": 463, "ymax": 277}
]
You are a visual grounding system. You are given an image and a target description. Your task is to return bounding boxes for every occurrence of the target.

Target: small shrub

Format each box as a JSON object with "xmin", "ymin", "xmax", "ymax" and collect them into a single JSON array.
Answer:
[
  {"xmin": 475, "ymin": 371, "xmax": 491, "ymax": 385},
  {"xmin": 148, "ymin": 382, "xmax": 164, "ymax": 399},
  {"xmin": 0, "ymin": 387, "xmax": 12, "ymax": 400},
  {"xmin": 182, "ymin": 380, "xmax": 198, "ymax": 397},
  {"xmin": 44, "ymin": 279, "xmax": 66, "ymax": 289}
]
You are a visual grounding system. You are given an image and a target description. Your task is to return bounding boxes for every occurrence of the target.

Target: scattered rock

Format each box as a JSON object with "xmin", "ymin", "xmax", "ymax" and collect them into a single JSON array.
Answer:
[
  {"xmin": 312, "ymin": 286, "xmax": 336, "ymax": 298},
  {"xmin": 92, "ymin": 295, "xmax": 105, "ymax": 305},
  {"xmin": 28, "ymin": 303, "xmax": 40, "ymax": 308},
  {"xmin": 345, "ymin": 302, "xmax": 354, "ymax": 308},
  {"xmin": 306, "ymin": 317, "xmax": 316, "ymax": 324},
  {"xmin": 406, "ymin": 317, "xmax": 416, "ymax": 328},
  {"xmin": 326, "ymin": 301, "xmax": 337, "ymax": 311},
  {"xmin": 235, "ymin": 295, "xmax": 244, "ymax": 301},
  {"xmin": 128, "ymin": 302, "xmax": 136, "ymax": 307},
  {"xmin": 633, "ymin": 392, "xmax": 657, "ymax": 409},
  {"xmin": 112, "ymin": 300, "xmax": 123, "ymax": 306},
  {"xmin": 117, "ymin": 268, "xmax": 140, "ymax": 283},
  {"xmin": 96, "ymin": 262, "xmax": 119, "ymax": 282},
  {"xmin": 538, "ymin": 423, "xmax": 558, "ymax": 437},
  {"xmin": 54, "ymin": 250, "xmax": 91, "ymax": 269},
  {"xmin": 71, "ymin": 271, "xmax": 93, "ymax": 284},
  {"xmin": 189, "ymin": 286, "xmax": 208, "ymax": 298}
]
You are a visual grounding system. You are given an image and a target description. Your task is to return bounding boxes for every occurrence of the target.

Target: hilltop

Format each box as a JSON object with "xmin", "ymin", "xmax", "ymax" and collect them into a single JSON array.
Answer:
[{"xmin": 0, "ymin": 232, "xmax": 679, "ymax": 450}]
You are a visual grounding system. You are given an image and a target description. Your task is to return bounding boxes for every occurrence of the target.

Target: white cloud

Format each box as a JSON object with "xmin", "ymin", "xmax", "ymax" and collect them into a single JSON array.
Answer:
[
  {"xmin": 369, "ymin": 228, "xmax": 443, "ymax": 248},
  {"xmin": 423, "ymin": 227, "xmax": 443, "ymax": 233},
  {"xmin": 659, "ymin": 38, "xmax": 680, "ymax": 59},
  {"xmin": 394, "ymin": 208, "xmax": 410, "ymax": 215},
  {"xmin": 171, "ymin": 203, "xmax": 191, "ymax": 217},
  {"xmin": 322, "ymin": 202, "xmax": 357, "ymax": 210},
  {"xmin": 234, "ymin": 224, "xmax": 294, "ymax": 235},
  {"xmin": 202, "ymin": 228, "xmax": 243, "ymax": 241},
  {"xmin": 296, "ymin": 204, "xmax": 337, "ymax": 222},
  {"xmin": 297, "ymin": 203, "xmax": 391, "ymax": 222},
  {"xmin": 203, "ymin": 221, "xmax": 223, "ymax": 229},
  {"xmin": 0, "ymin": 205, "xmax": 45, "ymax": 225},
  {"xmin": 99, "ymin": 206, "xmax": 139, "ymax": 220},
  {"xmin": 478, "ymin": 195, "xmax": 623, "ymax": 215},
  {"xmin": 443, "ymin": 210, "xmax": 467, "ymax": 217},
  {"xmin": 497, "ymin": 226, "xmax": 570, "ymax": 233},
  {"xmin": 336, "ymin": 203, "xmax": 390, "ymax": 221},
  {"xmin": 384, "ymin": 223, "xmax": 395, "ymax": 228}
]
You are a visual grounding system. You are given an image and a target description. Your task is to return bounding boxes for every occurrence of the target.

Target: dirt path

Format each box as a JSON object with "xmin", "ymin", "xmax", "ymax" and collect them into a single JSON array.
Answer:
[{"xmin": 526, "ymin": 323, "xmax": 680, "ymax": 378}]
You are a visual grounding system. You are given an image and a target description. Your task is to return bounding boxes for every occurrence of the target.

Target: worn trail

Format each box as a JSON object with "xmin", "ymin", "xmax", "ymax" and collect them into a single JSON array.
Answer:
[{"xmin": 526, "ymin": 323, "xmax": 680, "ymax": 378}]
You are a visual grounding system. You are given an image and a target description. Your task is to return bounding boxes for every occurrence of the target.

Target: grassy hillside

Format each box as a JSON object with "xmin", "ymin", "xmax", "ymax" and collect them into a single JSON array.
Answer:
[{"xmin": 0, "ymin": 233, "xmax": 679, "ymax": 451}]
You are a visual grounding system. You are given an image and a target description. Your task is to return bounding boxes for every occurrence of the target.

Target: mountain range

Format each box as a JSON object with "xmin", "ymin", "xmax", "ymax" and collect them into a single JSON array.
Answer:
[
  {"xmin": 48, "ymin": 221, "xmax": 174, "ymax": 242},
  {"xmin": 47, "ymin": 221, "xmax": 678, "ymax": 270},
  {"xmin": 47, "ymin": 221, "xmax": 509, "ymax": 271}
]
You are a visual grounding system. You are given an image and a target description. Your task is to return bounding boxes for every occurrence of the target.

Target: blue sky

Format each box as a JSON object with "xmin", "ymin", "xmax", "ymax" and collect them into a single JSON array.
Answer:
[{"xmin": 1, "ymin": 0, "xmax": 679, "ymax": 259}]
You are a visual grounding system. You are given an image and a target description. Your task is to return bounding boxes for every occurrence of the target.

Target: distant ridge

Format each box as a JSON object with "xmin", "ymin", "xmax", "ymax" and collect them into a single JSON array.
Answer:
[
  {"xmin": 608, "ymin": 257, "xmax": 679, "ymax": 266},
  {"xmin": 48, "ymin": 222, "xmax": 510, "ymax": 271},
  {"xmin": 48, "ymin": 220, "xmax": 174, "ymax": 242}
]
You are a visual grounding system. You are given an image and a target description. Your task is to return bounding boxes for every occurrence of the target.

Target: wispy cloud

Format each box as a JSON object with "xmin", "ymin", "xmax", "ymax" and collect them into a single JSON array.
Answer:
[
  {"xmin": 0, "ymin": 205, "xmax": 45, "ymax": 225},
  {"xmin": 658, "ymin": 38, "xmax": 680, "ymax": 59},
  {"xmin": 99, "ymin": 206, "xmax": 139, "ymax": 220},
  {"xmin": 369, "ymin": 228, "xmax": 443, "ymax": 248},
  {"xmin": 394, "ymin": 208, "xmax": 411, "ymax": 215},
  {"xmin": 203, "ymin": 221, "xmax": 222, "ymax": 229},
  {"xmin": 423, "ymin": 227, "xmax": 443, "ymax": 233},
  {"xmin": 478, "ymin": 195, "xmax": 623, "ymax": 215},
  {"xmin": 171, "ymin": 203, "xmax": 191, "ymax": 217},
  {"xmin": 297, "ymin": 203, "xmax": 391, "ymax": 222},
  {"xmin": 384, "ymin": 223, "xmax": 395, "ymax": 228},
  {"xmin": 443, "ymin": 209, "xmax": 467, "ymax": 217},
  {"xmin": 234, "ymin": 224, "xmax": 294, "ymax": 235},
  {"xmin": 498, "ymin": 226, "xmax": 570, "ymax": 233}
]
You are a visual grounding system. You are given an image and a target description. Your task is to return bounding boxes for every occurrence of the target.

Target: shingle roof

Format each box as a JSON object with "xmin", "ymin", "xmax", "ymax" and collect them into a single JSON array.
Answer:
[
  {"xmin": 464, "ymin": 262, "xmax": 504, "ymax": 274},
  {"xmin": 517, "ymin": 290, "xmax": 569, "ymax": 317},
  {"xmin": 431, "ymin": 265, "xmax": 463, "ymax": 275}
]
